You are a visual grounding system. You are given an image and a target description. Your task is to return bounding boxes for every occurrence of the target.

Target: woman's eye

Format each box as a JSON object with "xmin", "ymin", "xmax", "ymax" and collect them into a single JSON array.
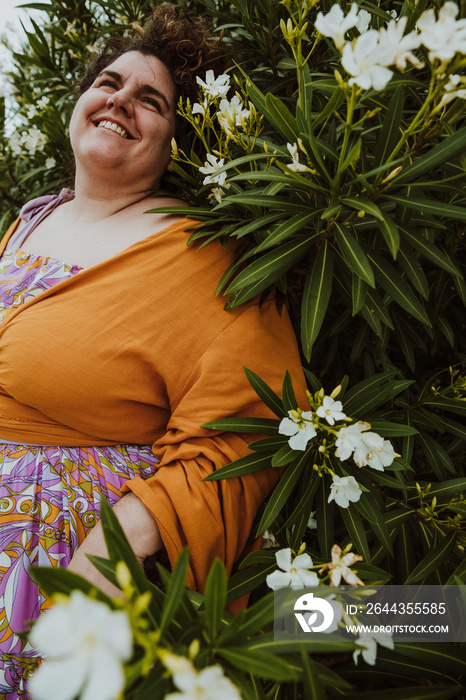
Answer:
[
  {"xmin": 143, "ymin": 98, "xmax": 160, "ymax": 111},
  {"xmin": 101, "ymin": 80, "xmax": 117, "ymax": 89}
]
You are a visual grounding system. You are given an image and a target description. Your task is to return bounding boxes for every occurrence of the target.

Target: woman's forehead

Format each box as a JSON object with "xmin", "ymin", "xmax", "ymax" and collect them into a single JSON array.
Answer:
[{"xmin": 102, "ymin": 51, "xmax": 176, "ymax": 104}]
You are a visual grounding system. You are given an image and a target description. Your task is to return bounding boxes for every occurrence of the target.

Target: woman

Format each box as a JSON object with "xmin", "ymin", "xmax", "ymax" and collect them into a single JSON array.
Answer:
[{"xmin": 0, "ymin": 4, "xmax": 306, "ymax": 696}]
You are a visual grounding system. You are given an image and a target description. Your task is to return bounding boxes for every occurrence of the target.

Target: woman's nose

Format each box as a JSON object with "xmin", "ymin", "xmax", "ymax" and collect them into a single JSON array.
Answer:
[{"xmin": 107, "ymin": 90, "xmax": 134, "ymax": 116}]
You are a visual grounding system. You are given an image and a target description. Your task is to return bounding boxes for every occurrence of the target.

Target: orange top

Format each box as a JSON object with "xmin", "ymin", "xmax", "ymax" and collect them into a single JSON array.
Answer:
[{"xmin": 0, "ymin": 217, "xmax": 307, "ymax": 597}]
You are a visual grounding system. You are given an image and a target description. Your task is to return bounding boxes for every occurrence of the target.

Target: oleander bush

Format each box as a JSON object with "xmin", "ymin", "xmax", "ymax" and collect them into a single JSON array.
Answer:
[{"xmin": 0, "ymin": 0, "xmax": 465, "ymax": 698}]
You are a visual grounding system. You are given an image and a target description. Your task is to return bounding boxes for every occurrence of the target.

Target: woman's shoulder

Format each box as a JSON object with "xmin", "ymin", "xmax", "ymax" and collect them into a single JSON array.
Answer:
[{"xmin": 19, "ymin": 188, "xmax": 74, "ymax": 223}]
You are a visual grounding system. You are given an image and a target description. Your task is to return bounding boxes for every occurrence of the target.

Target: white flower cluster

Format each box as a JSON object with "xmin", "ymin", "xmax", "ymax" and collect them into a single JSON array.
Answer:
[
  {"xmin": 9, "ymin": 126, "xmax": 48, "ymax": 158},
  {"xmin": 160, "ymin": 650, "xmax": 242, "ymax": 700},
  {"xmin": 28, "ymin": 590, "xmax": 132, "ymax": 700},
  {"xmin": 194, "ymin": 71, "xmax": 250, "ymax": 200},
  {"xmin": 278, "ymin": 393, "xmax": 396, "ymax": 509},
  {"xmin": 316, "ymin": 2, "xmax": 466, "ymax": 91}
]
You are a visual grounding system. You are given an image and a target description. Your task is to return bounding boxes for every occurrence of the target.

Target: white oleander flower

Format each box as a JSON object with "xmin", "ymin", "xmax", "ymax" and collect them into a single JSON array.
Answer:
[
  {"xmin": 378, "ymin": 17, "xmax": 424, "ymax": 70},
  {"xmin": 286, "ymin": 142, "xmax": 310, "ymax": 172},
  {"xmin": 353, "ymin": 631, "xmax": 394, "ymax": 665},
  {"xmin": 208, "ymin": 187, "xmax": 225, "ymax": 204},
  {"xmin": 356, "ymin": 9, "xmax": 371, "ymax": 34},
  {"xmin": 279, "ymin": 409, "xmax": 317, "ymax": 451},
  {"xmin": 315, "ymin": 2, "xmax": 361, "ymax": 50},
  {"xmin": 45, "ymin": 157, "xmax": 56, "ymax": 169},
  {"xmin": 37, "ymin": 96, "xmax": 50, "ymax": 109},
  {"xmin": 27, "ymin": 104, "xmax": 38, "ymax": 119},
  {"xmin": 217, "ymin": 94, "xmax": 250, "ymax": 132},
  {"xmin": 319, "ymin": 544, "xmax": 364, "ymax": 586},
  {"xmin": 328, "ymin": 474, "xmax": 362, "ymax": 508},
  {"xmin": 161, "ymin": 652, "xmax": 242, "ymax": 700},
  {"xmin": 9, "ymin": 131, "xmax": 23, "ymax": 156},
  {"xmin": 341, "ymin": 30, "xmax": 394, "ymax": 90},
  {"xmin": 316, "ymin": 396, "xmax": 347, "ymax": 426},
  {"xmin": 335, "ymin": 421, "xmax": 371, "ymax": 461},
  {"xmin": 307, "ymin": 511, "xmax": 317, "ymax": 529},
  {"xmin": 266, "ymin": 547, "xmax": 319, "ymax": 589},
  {"xmin": 354, "ymin": 436, "xmax": 396, "ymax": 471},
  {"xmin": 417, "ymin": 1, "xmax": 466, "ymax": 62},
  {"xmin": 439, "ymin": 74, "xmax": 466, "ymax": 106},
  {"xmin": 28, "ymin": 590, "xmax": 132, "ymax": 700},
  {"xmin": 192, "ymin": 99, "xmax": 209, "ymax": 117},
  {"xmin": 21, "ymin": 126, "xmax": 47, "ymax": 155},
  {"xmin": 199, "ymin": 154, "xmax": 228, "ymax": 187},
  {"xmin": 196, "ymin": 70, "xmax": 231, "ymax": 99}
]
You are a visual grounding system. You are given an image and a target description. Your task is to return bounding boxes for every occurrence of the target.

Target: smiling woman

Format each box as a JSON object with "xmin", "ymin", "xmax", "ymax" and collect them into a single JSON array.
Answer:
[{"xmin": 0, "ymin": 3, "xmax": 307, "ymax": 698}]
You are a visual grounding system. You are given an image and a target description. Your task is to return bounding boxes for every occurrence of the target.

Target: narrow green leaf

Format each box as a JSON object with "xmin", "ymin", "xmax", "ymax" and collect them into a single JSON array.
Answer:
[
  {"xmin": 405, "ymin": 531, "xmax": 457, "ymax": 583},
  {"xmin": 336, "ymin": 137, "xmax": 361, "ymax": 176},
  {"xmin": 159, "ymin": 548, "xmax": 189, "ymax": 635},
  {"xmin": 301, "ymin": 241, "xmax": 334, "ymax": 360},
  {"xmin": 226, "ymin": 563, "xmax": 276, "ymax": 603},
  {"xmin": 365, "ymin": 248, "xmax": 431, "ymax": 325},
  {"xmin": 392, "ymin": 126, "xmax": 466, "ymax": 184},
  {"xmin": 355, "ymin": 495, "xmax": 394, "ymax": 556},
  {"xmin": 374, "ymin": 87, "xmax": 404, "ymax": 167},
  {"xmin": 399, "ymin": 226, "xmax": 462, "ymax": 276},
  {"xmin": 227, "ymin": 237, "xmax": 314, "ymax": 293},
  {"xmin": 203, "ymin": 452, "xmax": 273, "ymax": 480},
  {"xmin": 416, "ymin": 477, "xmax": 466, "ymax": 501},
  {"xmin": 316, "ymin": 478, "xmax": 334, "ymax": 557},
  {"xmin": 204, "ymin": 558, "xmax": 227, "ymax": 639},
  {"xmin": 271, "ymin": 444, "xmax": 296, "ymax": 467},
  {"xmin": 256, "ymin": 454, "xmax": 307, "ymax": 534},
  {"xmin": 397, "ymin": 244, "xmax": 429, "ymax": 299},
  {"xmin": 282, "ymin": 369, "xmax": 298, "ymax": 413},
  {"xmin": 331, "ymin": 685, "xmax": 462, "ymax": 700},
  {"xmin": 340, "ymin": 197, "xmax": 385, "ymax": 221},
  {"xmin": 265, "ymin": 92, "xmax": 299, "ymax": 141},
  {"xmin": 301, "ymin": 649, "xmax": 327, "ymax": 700},
  {"xmin": 202, "ymin": 417, "xmax": 280, "ymax": 435},
  {"xmin": 217, "ymin": 648, "xmax": 299, "ymax": 681},
  {"xmin": 387, "ymin": 195, "xmax": 466, "ymax": 223},
  {"xmin": 424, "ymin": 397, "xmax": 466, "ymax": 417},
  {"xmin": 342, "ymin": 371, "xmax": 397, "ymax": 415},
  {"xmin": 352, "ymin": 275, "xmax": 369, "ymax": 315},
  {"xmin": 340, "ymin": 504, "xmax": 371, "ymax": 561},
  {"xmin": 368, "ymin": 420, "xmax": 418, "ymax": 437},
  {"xmin": 256, "ymin": 212, "xmax": 319, "ymax": 252},
  {"xmin": 418, "ymin": 433, "xmax": 455, "ymax": 478},
  {"xmin": 334, "ymin": 222, "xmax": 375, "ymax": 286},
  {"xmin": 244, "ymin": 367, "xmax": 286, "ymax": 418},
  {"xmin": 376, "ymin": 212, "xmax": 400, "ymax": 258}
]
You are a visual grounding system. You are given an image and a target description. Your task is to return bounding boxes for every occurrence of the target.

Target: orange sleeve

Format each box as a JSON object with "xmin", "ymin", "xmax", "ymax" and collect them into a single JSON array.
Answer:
[{"xmin": 125, "ymin": 299, "xmax": 307, "ymax": 599}]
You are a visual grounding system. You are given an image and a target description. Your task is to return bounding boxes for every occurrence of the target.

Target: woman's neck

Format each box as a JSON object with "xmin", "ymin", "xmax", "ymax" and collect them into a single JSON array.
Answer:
[{"xmin": 71, "ymin": 171, "xmax": 157, "ymax": 223}]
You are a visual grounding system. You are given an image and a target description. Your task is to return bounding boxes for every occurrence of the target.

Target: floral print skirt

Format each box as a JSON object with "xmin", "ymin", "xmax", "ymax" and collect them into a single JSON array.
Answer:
[{"xmin": 0, "ymin": 442, "xmax": 158, "ymax": 698}]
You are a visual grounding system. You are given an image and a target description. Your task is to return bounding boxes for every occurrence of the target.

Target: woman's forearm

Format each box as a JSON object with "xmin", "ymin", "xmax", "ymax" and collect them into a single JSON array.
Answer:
[{"xmin": 67, "ymin": 493, "xmax": 163, "ymax": 596}]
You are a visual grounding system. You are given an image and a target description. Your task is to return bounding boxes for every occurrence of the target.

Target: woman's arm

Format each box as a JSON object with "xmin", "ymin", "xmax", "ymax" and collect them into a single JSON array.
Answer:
[{"xmin": 67, "ymin": 492, "xmax": 163, "ymax": 597}]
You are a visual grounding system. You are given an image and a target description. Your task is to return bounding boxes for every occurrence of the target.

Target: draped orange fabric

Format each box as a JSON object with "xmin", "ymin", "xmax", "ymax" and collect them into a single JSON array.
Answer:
[{"xmin": 0, "ymin": 217, "xmax": 307, "ymax": 602}]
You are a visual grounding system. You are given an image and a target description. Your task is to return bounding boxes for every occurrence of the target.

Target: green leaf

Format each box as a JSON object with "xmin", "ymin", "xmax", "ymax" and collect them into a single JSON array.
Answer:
[
  {"xmin": 256, "ymin": 453, "xmax": 308, "ymax": 534},
  {"xmin": 282, "ymin": 370, "xmax": 298, "ymax": 412},
  {"xmin": 397, "ymin": 244, "xmax": 429, "ymax": 299},
  {"xmin": 312, "ymin": 83, "xmax": 345, "ymax": 128},
  {"xmin": 331, "ymin": 685, "xmax": 462, "ymax": 700},
  {"xmin": 203, "ymin": 452, "xmax": 273, "ymax": 481},
  {"xmin": 418, "ymin": 433, "xmax": 455, "ymax": 478},
  {"xmin": 30, "ymin": 566, "xmax": 113, "ymax": 606},
  {"xmin": 387, "ymin": 195, "xmax": 466, "ymax": 223},
  {"xmin": 265, "ymin": 92, "xmax": 299, "ymax": 142},
  {"xmin": 255, "ymin": 212, "xmax": 320, "ymax": 252},
  {"xmin": 399, "ymin": 227, "xmax": 462, "ymax": 276},
  {"xmin": 416, "ymin": 477, "xmax": 466, "ymax": 501},
  {"xmin": 217, "ymin": 648, "xmax": 299, "ymax": 681},
  {"xmin": 340, "ymin": 504, "xmax": 371, "ymax": 561},
  {"xmin": 271, "ymin": 444, "xmax": 296, "ymax": 467},
  {"xmin": 245, "ymin": 631, "xmax": 354, "ymax": 655},
  {"xmin": 301, "ymin": 241, "xmax": 334, "ymax": 360},
  {"xmin": 352, "ymin": 275, "xmax": 369, "ymax": 315},
  {"xmin": 301, "ymin": 649, "xmax": 327, "ymax": 700},
  {"xmin": 226, "ymin": 237, "xmax": 314, "ymax": 294},
  {"xmin": 336, "ymin": 137, "xmax": 361, "ymax": 176},
  {"xmin": 159, "ymin": 548, "xmax": 189, "ymax": 635},
  {"xmin": 226, "ymin": 563, "xmax": 276, "ymax": 603},
  {"xmin": 316, "ymin": 478, "xmax": 334, "ymax": 558},
  {"xmin": 340, "ymin": 197, "xmax": 385, "ymax": 221},
  {"xmin": 374, "ymin": 87, "xmax": 404, "ymax": 167},
  {"xmin": 404, "ymin": 531, "xmax": 457, "ymax": 583},
  {"xmin": 368, "ymin": 420, "xmax": 418, "ymax": 437},
  {"xmin": 244, "ymin": 367, "xmax": 286, "ymax": 418},
  {"xmin": 202, "ymin": 417, "xmax": 280, "ymax": 435},
  {"xmin": 355, "ymin": 495, "xmax": 394, "ymax": 556},
  {"xmin": 334, "ymin": 222, "xmax": 375, "ymax": 286},
  {"xmin": 204, "ymin": 558, "xmax": 227, "ymax": 639},
  {"xmin": 365, "ymin": 248, "xmax": 431, "ymax": 325},
  {"xmin": 392, "ymin": 126, "xmax": 466, "ymax": 184},
  {"xmin": 376, "ymin": 212, "xmax": 400, "ymax": 258},
  {"xmin": 218, "ymin": 594, "xmax": 275, "ymax": 645},
  {"xmin": 423, "ymin": 397, "xmax": 466, "ymax": 417}
]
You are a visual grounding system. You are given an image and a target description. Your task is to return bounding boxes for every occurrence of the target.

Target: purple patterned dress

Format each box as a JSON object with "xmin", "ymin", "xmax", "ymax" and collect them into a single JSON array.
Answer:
[{"xmin": 0, "ymin": 226, "xmax": 158, "ymax": 697}]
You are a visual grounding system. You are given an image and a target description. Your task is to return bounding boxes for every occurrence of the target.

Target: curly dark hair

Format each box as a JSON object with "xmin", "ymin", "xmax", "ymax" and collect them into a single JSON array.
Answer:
[{"xmin": 77, "ymin": 3, "xmax": 225, "ymax": 104}]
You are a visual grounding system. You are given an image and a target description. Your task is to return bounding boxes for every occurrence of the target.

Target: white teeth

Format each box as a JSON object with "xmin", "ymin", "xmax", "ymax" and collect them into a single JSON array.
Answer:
[{"xmin": 97, "ymin": 120, "xmax": 128, "ymax": 138}]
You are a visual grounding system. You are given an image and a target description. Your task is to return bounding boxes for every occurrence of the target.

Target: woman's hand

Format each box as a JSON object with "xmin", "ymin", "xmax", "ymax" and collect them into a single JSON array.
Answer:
[{"xmin": 67, "ymin": 493, "xmax": 163, "ymax": 598}]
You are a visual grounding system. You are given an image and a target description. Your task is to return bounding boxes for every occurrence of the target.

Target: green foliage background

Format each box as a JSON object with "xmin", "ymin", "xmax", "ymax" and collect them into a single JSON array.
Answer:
[{"xmin": 1, "ymin": 0, "xmax": 466, "ymax": 698}]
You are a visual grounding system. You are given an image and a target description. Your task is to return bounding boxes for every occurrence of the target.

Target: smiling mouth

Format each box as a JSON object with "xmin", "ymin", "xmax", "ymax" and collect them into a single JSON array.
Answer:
[{"xmin": 95, "ymin": 120, "xmax": 133, "ymax": 139}]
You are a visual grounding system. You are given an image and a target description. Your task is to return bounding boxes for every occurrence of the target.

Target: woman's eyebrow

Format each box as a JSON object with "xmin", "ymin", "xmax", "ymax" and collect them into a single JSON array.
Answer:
[{"xmin": 98, "ymin": 69, "xmax": 172, "ymax": 113}]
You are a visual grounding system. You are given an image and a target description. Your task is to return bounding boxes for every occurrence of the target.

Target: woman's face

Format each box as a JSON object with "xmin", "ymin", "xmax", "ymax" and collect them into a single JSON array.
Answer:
[{"xmin": 69, "ymin": 51, "xmax": 177, "ymax": 190}]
